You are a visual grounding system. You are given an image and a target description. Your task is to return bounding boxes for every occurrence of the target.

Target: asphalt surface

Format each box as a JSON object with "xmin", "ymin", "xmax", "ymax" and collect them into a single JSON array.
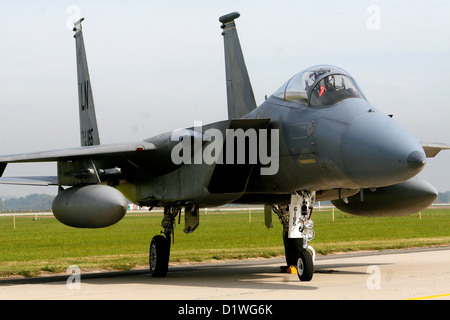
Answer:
[{"xmin": 0, "ymin": 247, "xmax": 449, "ymax": 300}]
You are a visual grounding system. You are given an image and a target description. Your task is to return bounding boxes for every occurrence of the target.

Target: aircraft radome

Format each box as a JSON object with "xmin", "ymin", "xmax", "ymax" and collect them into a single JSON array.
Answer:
[{"xmin": 1, "ymin": 12, "xmax": 448, "ymax": 281}]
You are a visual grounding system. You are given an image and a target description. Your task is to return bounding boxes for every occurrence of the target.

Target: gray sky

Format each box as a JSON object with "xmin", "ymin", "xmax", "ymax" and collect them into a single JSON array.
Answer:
[{"xmin": 0, "ymin": 0, "xmax": 449, "ymax": 197}]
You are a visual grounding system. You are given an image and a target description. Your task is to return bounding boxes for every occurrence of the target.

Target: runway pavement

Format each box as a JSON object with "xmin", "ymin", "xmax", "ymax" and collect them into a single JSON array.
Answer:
[{"xmin": 0, "ymin": 247, "xmax": 449, "ymax": 300}]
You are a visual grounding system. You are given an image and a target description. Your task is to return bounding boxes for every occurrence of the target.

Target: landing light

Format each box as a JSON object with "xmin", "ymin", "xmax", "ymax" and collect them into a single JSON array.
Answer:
[
  {"xmin": 302, "ymin": 228, "xmax": 315, "ymax": 241},
  {"xmin": 305, "ymin": 220, "xmax": 314, "ymax": 229}
]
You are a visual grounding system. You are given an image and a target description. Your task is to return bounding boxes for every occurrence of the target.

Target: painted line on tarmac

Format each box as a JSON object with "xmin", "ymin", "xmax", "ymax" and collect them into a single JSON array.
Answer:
[{"xmin": 408, "ymin": 293, "xmax": 450, "ymax": 300}]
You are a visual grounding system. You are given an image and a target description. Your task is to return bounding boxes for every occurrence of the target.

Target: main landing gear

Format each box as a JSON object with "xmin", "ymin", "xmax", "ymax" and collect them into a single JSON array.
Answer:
[
  {"xmin": 149, "ymin": 206, "xmax": 180, "ymax": 277},
  {"xmin": 149, "ymin": 204, "xmax": 199, "ymax": 277},
  {"xmin": 149, "ymin": 193, "xmax": 316, "ymax": 282},
  {"xmin": 273, "ymin": 191, "xmax": 316, "ymax": 281}
]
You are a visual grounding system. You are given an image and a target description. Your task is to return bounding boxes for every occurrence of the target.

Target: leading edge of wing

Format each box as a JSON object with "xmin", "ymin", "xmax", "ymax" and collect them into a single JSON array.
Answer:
[
  {"xmin": 0, "ymin": 176, "xmax": 58, "ymax": 186},
  {"xmin": 0, "ymin": 141, "xmax": 157, "ymax": 163},
  {"xmin": 421, "ymin": 142, "xmax": 450, "ymax": 158}
]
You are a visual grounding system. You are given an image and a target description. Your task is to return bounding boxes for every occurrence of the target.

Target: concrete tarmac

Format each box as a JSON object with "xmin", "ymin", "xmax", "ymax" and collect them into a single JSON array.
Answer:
[{"xmin": 0, "ymin": 247, "xmax": 449, "ymax": 300}]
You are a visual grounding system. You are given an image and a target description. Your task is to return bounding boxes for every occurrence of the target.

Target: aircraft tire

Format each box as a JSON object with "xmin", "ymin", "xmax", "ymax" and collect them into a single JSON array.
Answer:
[
  {"xmin": 283, "ymin": 232, "xmax": 303, "ymax": 266},
  {"xmin": 149, "ymin": 235, "xmax": 170, "ymax": 277},
  {"xmin": 297, "ymin": 250, "xmax": 314, "ymax": 281}
]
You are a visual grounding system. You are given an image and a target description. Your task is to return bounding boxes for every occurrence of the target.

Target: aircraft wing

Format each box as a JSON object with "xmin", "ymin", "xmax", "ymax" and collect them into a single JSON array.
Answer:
[
  {"xmin": 0, "ymin": 142, "xmax": 156, "ymax": 163},
  {"xmin": 0, "ymin": 176, "xmax": 59, "ymax": 186},
  {"xmin": 0, "ymin": 141, "xmax": 157, "ymax": 186},
  {"xmin": 421, "ymin": 142, "xmax": 450, "ymax": 158}
]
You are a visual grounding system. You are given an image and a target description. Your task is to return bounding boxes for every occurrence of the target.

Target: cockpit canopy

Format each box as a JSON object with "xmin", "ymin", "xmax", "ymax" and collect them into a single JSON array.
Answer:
[{"xmin": 273, "ymin": 65, "xmax": 366, "ymax": 108}]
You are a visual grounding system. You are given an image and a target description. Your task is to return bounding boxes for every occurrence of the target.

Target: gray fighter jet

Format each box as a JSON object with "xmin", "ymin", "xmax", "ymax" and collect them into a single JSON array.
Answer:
[{"xmin": 0, "ymin": 13, "xmax": 448, "ymax": 281}]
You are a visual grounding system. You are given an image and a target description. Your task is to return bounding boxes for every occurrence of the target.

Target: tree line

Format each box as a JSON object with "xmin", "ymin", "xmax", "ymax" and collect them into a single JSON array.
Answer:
[
  {"xmin": 0, "ymin": 194, "xmax": 54, "ymax": 212},
  {"xmin": 435, "ymin": 191, "xmax": 450, "ymax": 204},
  {"xmin": 0, "ymin": 191, "xmax": 449, "ymax": 212}
]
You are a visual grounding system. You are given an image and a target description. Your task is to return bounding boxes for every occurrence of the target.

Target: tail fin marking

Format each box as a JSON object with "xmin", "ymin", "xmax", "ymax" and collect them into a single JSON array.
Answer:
[
  {"xmin": 220, "ymin": 12, "xmax": 257, "ymax": 119},
  {"xmin": 73, "ymin": 18, "xmax": 100, "ymax": 146}
]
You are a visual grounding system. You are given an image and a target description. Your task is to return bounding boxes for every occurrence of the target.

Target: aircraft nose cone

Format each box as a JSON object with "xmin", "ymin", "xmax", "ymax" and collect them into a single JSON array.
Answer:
[
  {"xmin": 341, "ymin": 113, "xmax": 426, "ymax": 187},
  {"xmin": 407, "ymin": 150, "xmax": 426, "ymax": 170}
]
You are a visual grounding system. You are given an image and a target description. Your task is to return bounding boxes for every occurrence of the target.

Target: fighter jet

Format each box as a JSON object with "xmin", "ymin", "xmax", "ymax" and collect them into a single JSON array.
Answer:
[{"xmin": 0, "ymin": 13, "xmax": 448, "ymax": 281}]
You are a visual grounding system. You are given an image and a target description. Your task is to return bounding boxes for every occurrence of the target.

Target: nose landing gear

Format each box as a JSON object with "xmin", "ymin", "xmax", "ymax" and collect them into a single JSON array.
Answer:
[{"xmin": 274, "ymin": 191, "xmax": 316, "ymax": 281}]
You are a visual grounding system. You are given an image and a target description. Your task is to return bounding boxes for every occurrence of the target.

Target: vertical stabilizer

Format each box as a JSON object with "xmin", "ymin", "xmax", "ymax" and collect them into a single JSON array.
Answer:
[
  {"xmin": 73, "ymin": 18, "xmax": 100, "ymax": 146},
  {"xmin": 219, "ymin": 12, "xmax": 257, "ymax": 119}
]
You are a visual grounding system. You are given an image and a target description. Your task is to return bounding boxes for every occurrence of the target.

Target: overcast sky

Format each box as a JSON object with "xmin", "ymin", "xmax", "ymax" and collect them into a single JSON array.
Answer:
[{"xmin": 0, "ymin": 0, "xmax": 449, "ymax": 197}]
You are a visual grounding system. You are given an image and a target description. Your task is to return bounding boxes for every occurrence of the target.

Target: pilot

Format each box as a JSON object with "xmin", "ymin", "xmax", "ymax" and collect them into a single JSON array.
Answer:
[
  {"xmin": 324, "ymin": 75, "xmax": 336, "ymax": 91},
  {"xmin": 319, "ymin": 75, "xmax": 337, "ymax": 97}
]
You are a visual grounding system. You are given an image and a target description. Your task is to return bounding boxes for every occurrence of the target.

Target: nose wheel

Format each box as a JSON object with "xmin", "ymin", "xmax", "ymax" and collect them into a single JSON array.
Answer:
[{"xmin": 297, "ymin": 249, "xmax": 314, "ymax": 281}]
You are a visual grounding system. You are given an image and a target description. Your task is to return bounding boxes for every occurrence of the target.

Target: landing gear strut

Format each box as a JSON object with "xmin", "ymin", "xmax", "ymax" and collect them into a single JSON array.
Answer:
[
  {"xmin": 149, "ymin": 206, "xmax": 180, "ymax": 277},
  {"xmin": 274, "ymin": 191, "xmax": 316, "ymax": 281}
]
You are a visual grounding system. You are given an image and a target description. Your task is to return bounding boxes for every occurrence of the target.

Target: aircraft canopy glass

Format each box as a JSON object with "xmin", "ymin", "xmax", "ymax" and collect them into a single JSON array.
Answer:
[{"xmin": 273, "ymin": 65, "xmax": 365, "ymax": 108}]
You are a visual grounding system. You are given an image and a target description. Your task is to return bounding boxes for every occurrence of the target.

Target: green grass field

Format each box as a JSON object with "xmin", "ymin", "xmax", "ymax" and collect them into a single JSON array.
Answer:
[{"xmin": 0, "ymin": 208, "xmax": 449, "ymax": 277}]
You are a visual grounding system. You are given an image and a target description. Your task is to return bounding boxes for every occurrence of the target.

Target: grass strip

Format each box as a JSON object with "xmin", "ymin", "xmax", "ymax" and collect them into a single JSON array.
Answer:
[{"xmin": 0, "ymin": 209, "xmax": 448, "ymax": 277}]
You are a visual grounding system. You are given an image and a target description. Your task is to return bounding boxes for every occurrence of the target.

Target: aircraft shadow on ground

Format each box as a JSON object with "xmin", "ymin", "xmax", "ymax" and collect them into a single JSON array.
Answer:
[
  {"xmin": 66, "ymin": 260, "xmax": 390, "ymax": 291},
  {"xmin": 0, "ymin": 260, "xmax": 391, "ymax": 293}
]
